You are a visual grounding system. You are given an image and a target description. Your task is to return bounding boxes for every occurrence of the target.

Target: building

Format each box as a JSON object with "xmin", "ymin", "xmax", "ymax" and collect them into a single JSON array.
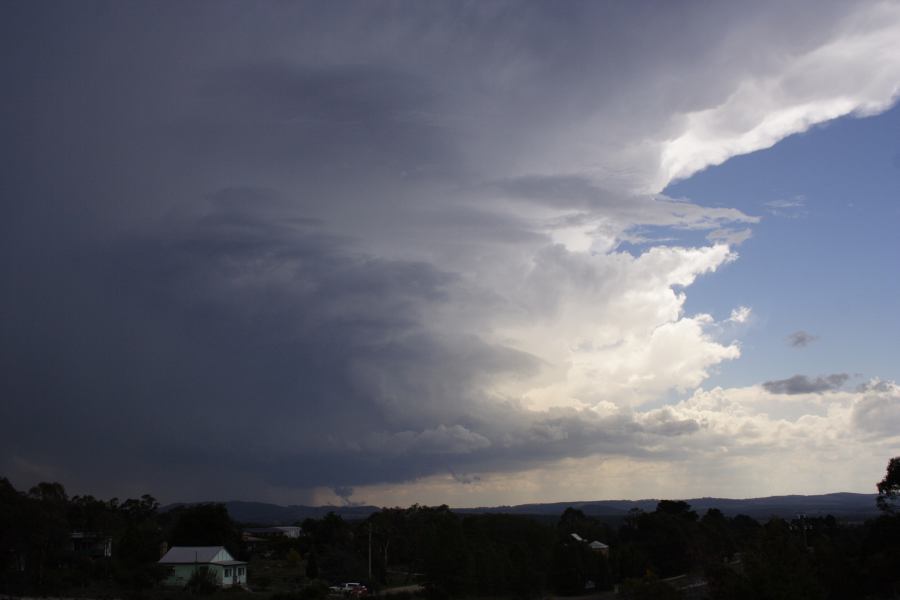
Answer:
[
  {"xmin": 243, "ymin": 526, "xmax": 303, "ymax": 539},
  {"xmin": 158, "ymin": 546, "xmax": 247, "ymax": 588},
  {"xmin": 588, "ymin": 540, "xmax": 610, "ymax": 556},
  {"xmin": 569, "ymin": 533, "xmax": 610, "ymax": 556},
  {"xmin": 70, "ymin": 532, "xmax": 112, "ymax": 558}
]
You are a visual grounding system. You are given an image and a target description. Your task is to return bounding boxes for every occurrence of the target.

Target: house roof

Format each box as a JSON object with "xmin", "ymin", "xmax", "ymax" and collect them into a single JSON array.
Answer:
[
  {"xmin": 245, "ymin": 526, "xmax": 301, "ymax": 534},
  {"xmin": 159, "ymin": 546, "xmax": 244, "ymax": 564}
]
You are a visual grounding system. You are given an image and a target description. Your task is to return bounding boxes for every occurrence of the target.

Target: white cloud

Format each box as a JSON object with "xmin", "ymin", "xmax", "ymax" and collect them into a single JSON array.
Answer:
[
  {"xmin": 475, "ymin": 243, "xmax": 742, "ymax": 410},
  {"xmin": 728, "ymin": 306, "xmax": 752, "ymax": 323},
  {"xmin": 657, "ymin": 3, "xmax": 900, "ymax": 187},
  {"xmin": 353, "ymin": 379, "xmax": 900, "ymax": 505},
  {"xmin": 852, "ymin": 380, "xmax": 900, "ymax": 436}
]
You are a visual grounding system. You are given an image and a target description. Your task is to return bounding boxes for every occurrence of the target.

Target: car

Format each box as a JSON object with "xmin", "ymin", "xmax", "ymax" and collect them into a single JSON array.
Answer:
[{"xmin": 329, "ymin": 582, "xmax": 367, "ymax": 597}]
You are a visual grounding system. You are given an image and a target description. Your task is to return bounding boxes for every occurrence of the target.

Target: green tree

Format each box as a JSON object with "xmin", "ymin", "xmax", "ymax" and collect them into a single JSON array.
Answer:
[
  {"xmin": 742, "ymin": 519, "xmax": 824, "ymax": 600},
  {"xmin": 113, "ymin": 494, "xmax": 165, "ymax": 590},
  {"xmin": 406, "ymin": 505, "xmax": 467, "ymax": 595},
  {"xmin": 168, "ymin": 503, "xmax": 239, "ymax": 555},
  {"xmin": 620, "ymin": 573, "xmax": 683, "ymax": 600},
  {"xmin": 186, "ymin": 566, "xmax": 218, "ymax": 595},
  {"xmin": 303, "ymin": 512, "xmax": 364, "ymax": 584},
  {"xmin": 0, "ymin": 477, "xmax": 33, "ymax": 590},
  {"xmin": 620, "ymin": 501, "xmax": 701, "ymax": 578},
  {"xmin": 876, "ymin": 456, "xmax": 900, "ymax": 513},
  {"xmin": 287, "ymin": 548, "xmax": 302, "ymax": 567},
  {"xmin": 305, "ymin": 549, "xmax": 319, "ymax": 580},
  {"xmin": 25, "ymin": 482, "xmax": 70, "ymax": 590},
  {"xmin": 698, "ymin": 508, "xmax": 735, "ymax": 567}
]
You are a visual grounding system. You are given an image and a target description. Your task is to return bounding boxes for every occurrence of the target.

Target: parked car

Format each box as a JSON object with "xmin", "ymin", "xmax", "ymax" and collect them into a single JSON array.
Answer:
[{"xmin": 329, "ymin": 582, "xmax": 367, "ymax": 597}]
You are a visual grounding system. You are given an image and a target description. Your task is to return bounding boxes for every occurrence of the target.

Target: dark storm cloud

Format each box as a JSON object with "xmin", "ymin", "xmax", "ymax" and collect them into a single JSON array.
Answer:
[
  {"xmin": 2, "ymin": 0, "xmax": 884, "ymax": 502},
  {"xmin": 762, "ymin": 374, "xmax": 849, "ymax": 395},
  {"xmin": 787, "ymin": 330, "xmax": 818, "ymax": 347},
  {"xmin": 0, "ymin": 165, "xmax": 707, "ymax": 496},
  {"xmin": 7, "ymin": 175, "xmax": 698, "ymax": 497},
  {"xmin": 177, "ymin": 61, "xmax": 457, "ymax": 179},
  {"xmin": 0, "ymin": 190, "xmax": 545, "ymax": 495}
]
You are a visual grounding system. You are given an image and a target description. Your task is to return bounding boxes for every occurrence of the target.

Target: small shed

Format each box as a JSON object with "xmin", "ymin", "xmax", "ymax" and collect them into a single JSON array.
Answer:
[{"xmin": 159, "ymin": 546, "xmax": 247, "ymax": 588}]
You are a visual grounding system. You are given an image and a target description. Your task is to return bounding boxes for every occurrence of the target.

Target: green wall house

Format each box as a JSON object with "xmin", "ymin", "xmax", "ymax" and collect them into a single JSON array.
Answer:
[{"xmin": 159, "ymin": 546, "xmax": 247, "ymax": 588}]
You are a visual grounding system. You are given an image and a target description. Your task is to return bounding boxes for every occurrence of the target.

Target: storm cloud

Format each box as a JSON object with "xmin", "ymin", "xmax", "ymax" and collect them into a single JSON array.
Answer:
[{"xmin": 3, "ymin": 1, "xmax": 900, "ymax": 504}]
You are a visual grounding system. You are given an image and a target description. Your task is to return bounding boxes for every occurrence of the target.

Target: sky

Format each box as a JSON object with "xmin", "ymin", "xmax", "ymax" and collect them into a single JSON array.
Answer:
[{"xmin": 2, "ymin": 1, "xmax": 899, "ymax": 508}]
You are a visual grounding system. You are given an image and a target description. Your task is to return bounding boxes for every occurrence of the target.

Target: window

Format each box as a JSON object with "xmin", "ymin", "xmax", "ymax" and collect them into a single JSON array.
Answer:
[
  {"xmin": 238, "ymin": 567, "xmax": 245, "ymax": 576},
  {"xmin": 224, "ymin": 568, "xmax": 232, "ymax": 578}
]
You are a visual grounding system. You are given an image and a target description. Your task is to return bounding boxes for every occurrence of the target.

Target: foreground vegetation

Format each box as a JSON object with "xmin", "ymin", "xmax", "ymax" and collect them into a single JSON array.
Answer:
[{"xmin": 2, "ymin": 458, "xmax": 900, "ymax": 599}]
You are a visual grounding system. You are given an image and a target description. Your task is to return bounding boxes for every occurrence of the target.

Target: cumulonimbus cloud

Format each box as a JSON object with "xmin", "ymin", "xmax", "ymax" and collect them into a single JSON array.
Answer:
[{"xmin": 2, "ymin": 1, "xmax": 900, "ymax": 503}]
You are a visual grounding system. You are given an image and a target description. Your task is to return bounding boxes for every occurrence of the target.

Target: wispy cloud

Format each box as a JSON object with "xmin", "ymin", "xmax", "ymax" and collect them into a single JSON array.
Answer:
[{"xmin": 765, "ymin": 195, "xmax": 808, "ymax": 218}]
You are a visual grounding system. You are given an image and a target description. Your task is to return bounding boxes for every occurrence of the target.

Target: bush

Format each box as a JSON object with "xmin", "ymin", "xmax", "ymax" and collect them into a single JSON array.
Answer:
[
  {"xmin": 298, "ymin": 580, "xmax": 330, "ymax": 600},
  {"xmin": 619, "ymin": 574, "xmax": 683, "ymax": 600},
  {"xmin": 252, "ymin": 575, "xmax": 272, "ymax": 591},
  {"xmin": 268, "ymin": 580, "xmax": 329, "ymax": 600},
  {"xmin": 186, "ymin": 567, "xmax": 219, "ymax": 595}
]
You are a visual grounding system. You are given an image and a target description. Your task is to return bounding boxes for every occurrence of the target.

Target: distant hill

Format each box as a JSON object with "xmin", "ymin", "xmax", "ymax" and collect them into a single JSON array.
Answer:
[
  {"xmin": 456, "ymin": 492, "xmax": 879, "ymax": 522},
  {"xmin": 165, "ymin": 492, "xmax": 879, "ymax": 525},
  {"xmin": 162, "ymin": 500, "xmax": 384, "ymax": 524}
]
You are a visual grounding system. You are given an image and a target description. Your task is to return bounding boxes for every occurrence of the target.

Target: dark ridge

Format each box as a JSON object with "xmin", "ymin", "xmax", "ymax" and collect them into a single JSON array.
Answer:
[{"xmin": 164, "ymin": 492, "xmax": 878, "ymax": 525}]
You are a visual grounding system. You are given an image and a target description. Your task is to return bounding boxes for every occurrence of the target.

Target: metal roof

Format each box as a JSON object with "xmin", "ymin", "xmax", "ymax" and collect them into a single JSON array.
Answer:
[{"xmin": 159, "ymin": 546, "xmax": 241, "ymax": 564}]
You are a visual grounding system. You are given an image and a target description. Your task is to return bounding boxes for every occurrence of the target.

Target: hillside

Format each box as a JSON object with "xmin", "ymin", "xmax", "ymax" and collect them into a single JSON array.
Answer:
[{"xmin": 166, "ymin": 492, "xmax": 879, "ymax": 524}]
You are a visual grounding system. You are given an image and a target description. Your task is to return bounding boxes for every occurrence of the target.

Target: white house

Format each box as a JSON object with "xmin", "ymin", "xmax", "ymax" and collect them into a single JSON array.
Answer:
[
  {"xmin": 159, "ymin": 546, "xmax": 247, "ymax": 588},
  {"xmin": 243, "ymin": 526, "xmax": 302, "ymax": 539},
  {"xmin": 588, "ymin": 540, "xmax": 610, "ymax": 556}
]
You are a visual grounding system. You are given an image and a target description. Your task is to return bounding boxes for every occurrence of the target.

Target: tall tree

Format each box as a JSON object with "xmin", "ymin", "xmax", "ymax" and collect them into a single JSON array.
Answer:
[
  {"xmin": 876, "ymin": 456, "xmax": 900, "ymax": 513},
  {"xmin": 168, "ymin": 503, "xmax": 239, "ymax": 555}
]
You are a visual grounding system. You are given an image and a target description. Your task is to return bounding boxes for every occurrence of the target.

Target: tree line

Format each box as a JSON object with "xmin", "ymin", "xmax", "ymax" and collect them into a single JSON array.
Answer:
[{"xmin": 2, "ymin": 457, "xmax": 900, "ymax": 598}]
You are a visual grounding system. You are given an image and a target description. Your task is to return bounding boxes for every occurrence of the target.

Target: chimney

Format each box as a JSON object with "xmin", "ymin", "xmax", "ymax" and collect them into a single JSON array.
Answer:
[{"xmin": 159, "ymin": 541, "xmax": 169, "ymax": 559}]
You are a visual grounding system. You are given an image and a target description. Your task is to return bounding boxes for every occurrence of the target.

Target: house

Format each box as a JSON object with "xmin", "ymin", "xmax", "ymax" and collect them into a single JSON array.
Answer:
[
  {"xmin": 71, "ymin": 531, "xmax": 112, "ymax": 558},
  {"xmin": 243, "ymin": 526, "xmax": 303, "ymax": 539},
  {"xmin": 588, "ymin": 540, "xmax": 610, "ymax": 556},
  {"xmin": 158, "ymin": 546, "xmax": 247, "ymax": 588},
  {"xmin": 569, "ymin": 533, "xmax": 610, "ymax": 556}
]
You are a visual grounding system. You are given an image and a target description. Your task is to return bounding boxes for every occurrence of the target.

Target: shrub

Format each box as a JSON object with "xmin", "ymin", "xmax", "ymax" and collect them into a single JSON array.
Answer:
[{"xmin": 187, "ymin": 567, "xmax": 219, "ymax": 595}]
